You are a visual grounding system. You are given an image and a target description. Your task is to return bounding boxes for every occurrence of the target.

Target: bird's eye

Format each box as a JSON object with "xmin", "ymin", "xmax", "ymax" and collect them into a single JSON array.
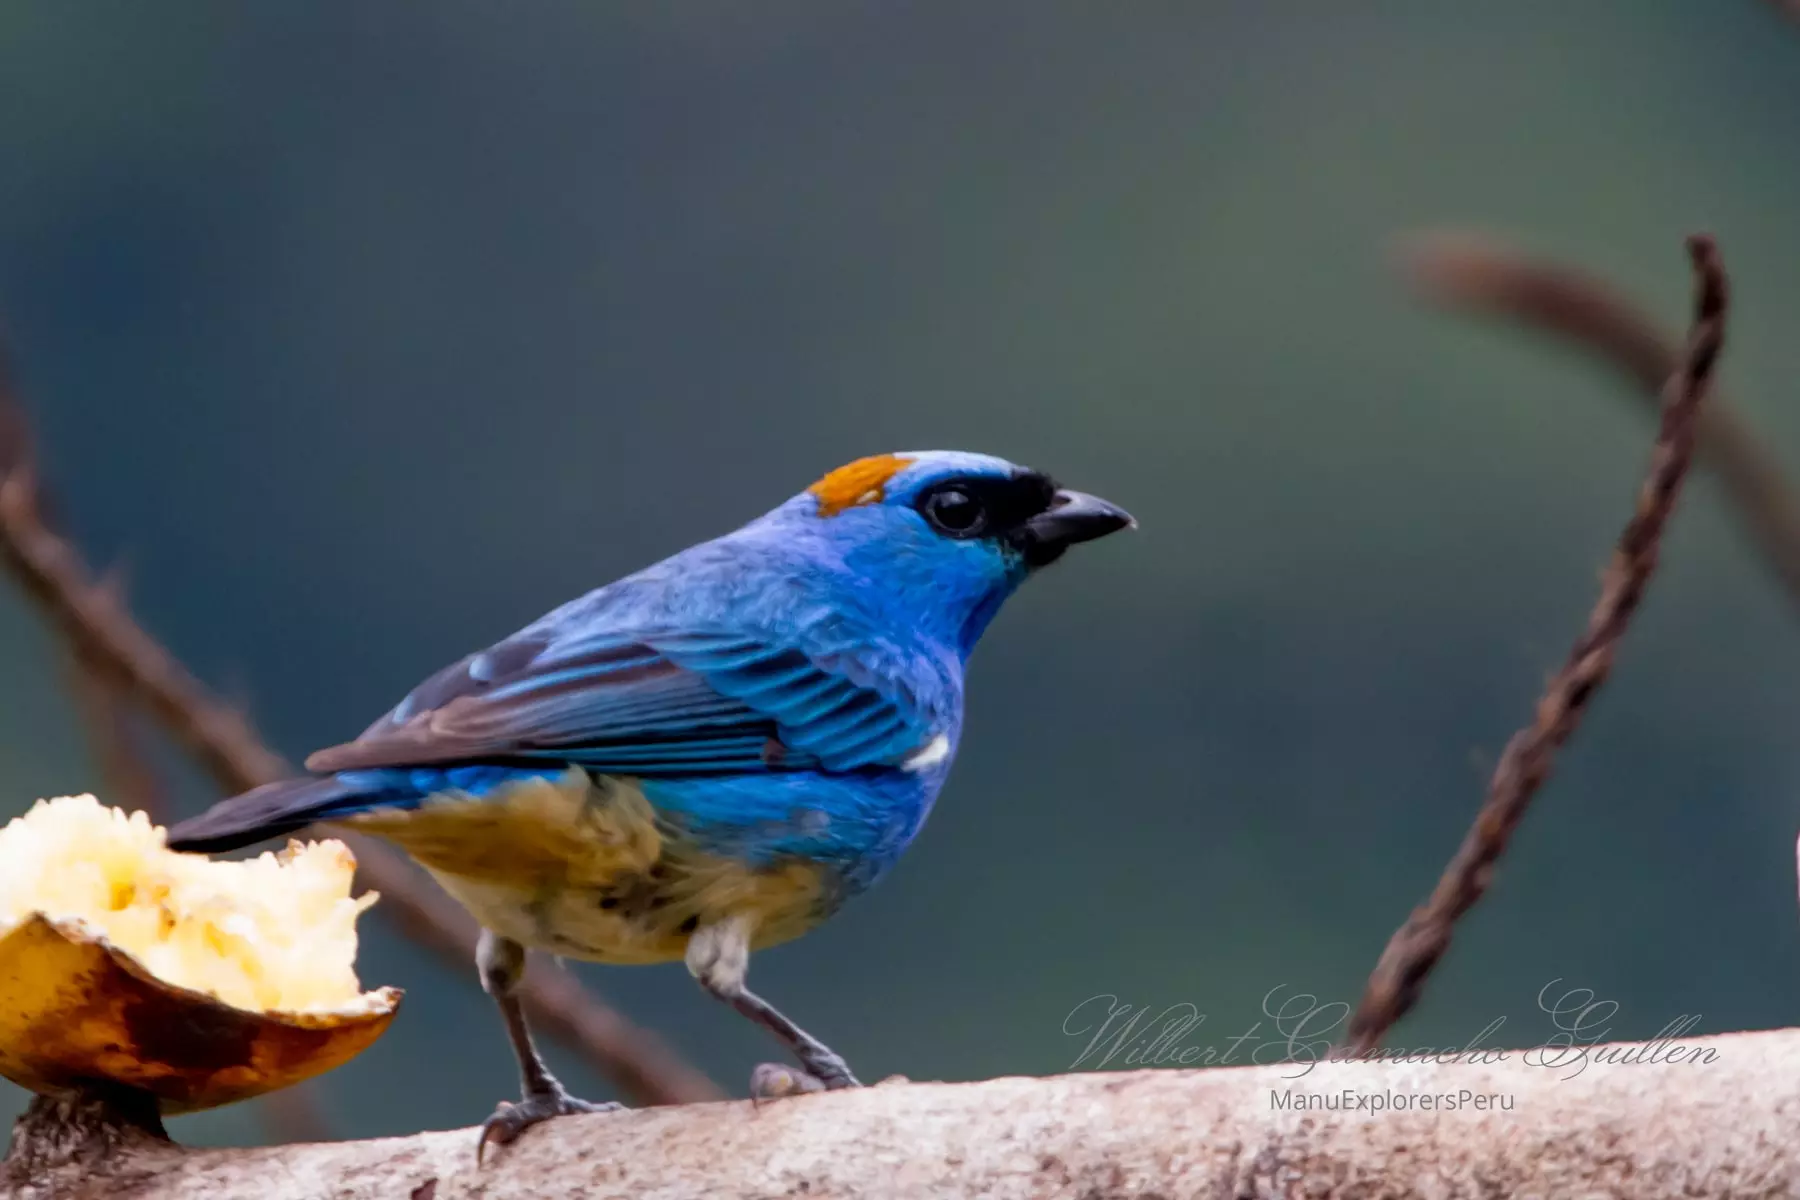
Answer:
[{"xmin": 922, "ymin": 487, "xmax": 987, "ymax": 537}]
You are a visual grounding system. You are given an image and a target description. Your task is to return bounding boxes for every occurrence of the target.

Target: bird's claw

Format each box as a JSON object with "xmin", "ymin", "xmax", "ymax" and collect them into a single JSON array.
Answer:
[
  {"xmin": 749, "ymin": 1054, "xmax": 860, "ymax": 1103},
  {"xmin": 476, "ymin": 1088, "xmax": 623, "ymax": 1163},
  {"xmin": 749, "ymin": 1061, "xmax": 826, "ymax": 1102}
]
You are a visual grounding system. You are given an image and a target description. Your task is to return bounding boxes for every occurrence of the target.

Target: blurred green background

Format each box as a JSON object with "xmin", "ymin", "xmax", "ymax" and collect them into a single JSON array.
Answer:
[{"xmin": 4, "ymin": 1, "xmax": 1800, "ymax": 1144}]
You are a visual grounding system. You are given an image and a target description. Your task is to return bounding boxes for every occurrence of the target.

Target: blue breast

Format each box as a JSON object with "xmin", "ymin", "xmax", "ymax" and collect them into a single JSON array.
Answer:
[{"xmin": 640, "ymin": 765, "xmax": 945, "ymax": 894}]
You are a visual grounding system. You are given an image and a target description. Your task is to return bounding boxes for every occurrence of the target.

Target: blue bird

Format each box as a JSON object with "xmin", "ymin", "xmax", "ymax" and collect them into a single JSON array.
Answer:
[{"xmin": 169, "ymin": 450, "xmax": 1132, "ymax": 1150}]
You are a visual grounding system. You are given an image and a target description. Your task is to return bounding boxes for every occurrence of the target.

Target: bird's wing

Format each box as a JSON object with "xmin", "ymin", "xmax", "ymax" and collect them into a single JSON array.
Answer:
[{"xmin": 304, "ymin": 628, "xmax": 930, "ymax": 776}]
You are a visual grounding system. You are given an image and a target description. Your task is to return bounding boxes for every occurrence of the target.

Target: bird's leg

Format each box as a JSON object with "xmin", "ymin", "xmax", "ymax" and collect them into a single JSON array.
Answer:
[
  {"xmin": 476, "ymin": 929, "xmax": 621, "ymax": 1161},
  {"xmin": 685, "ymin": 916, "xmax": 861, "ymax": 1100}
]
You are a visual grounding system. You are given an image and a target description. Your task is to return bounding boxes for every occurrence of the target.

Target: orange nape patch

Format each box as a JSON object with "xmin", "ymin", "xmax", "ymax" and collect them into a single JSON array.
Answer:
[{"xmin": 807, "ymin": 453, "xmax": 911, "ymax": 517}]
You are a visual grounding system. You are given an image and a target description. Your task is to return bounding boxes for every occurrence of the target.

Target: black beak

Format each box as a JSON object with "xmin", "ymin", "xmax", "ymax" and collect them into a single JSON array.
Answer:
[{"xmin": 1017, "ymin": 489, "xmax": 1135, "ymax": 567}]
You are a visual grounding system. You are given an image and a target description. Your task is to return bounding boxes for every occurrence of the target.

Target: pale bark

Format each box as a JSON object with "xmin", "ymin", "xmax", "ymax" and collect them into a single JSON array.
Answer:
[{"xmin": 6, "ymin": 1026, "xmax": 1795, "ymax": 1199}]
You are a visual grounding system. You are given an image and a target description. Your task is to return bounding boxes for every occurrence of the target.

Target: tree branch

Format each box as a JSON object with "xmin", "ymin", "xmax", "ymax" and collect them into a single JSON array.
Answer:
[
  {"xmin": 1398, "ymin": 230, "xmax": 1800, "ymax": 611},
  {"xmin": 9, "ymin": 1027, "xmax": 1797, "ymax": 1199},
  {"xmin": 1345, "ymin": 236, "xmax": 1729, "ymax": 1054},
  {"xmin": 0, "ymin": 352, "xmax": 721, "ymax": 1109},
  {"xmin": 0, "ymin": 347, "xmax": 166, "ymax": 821},
  {"xmin": 0, "ymin": 347, "xmax": 331, "ymax": 1142}
]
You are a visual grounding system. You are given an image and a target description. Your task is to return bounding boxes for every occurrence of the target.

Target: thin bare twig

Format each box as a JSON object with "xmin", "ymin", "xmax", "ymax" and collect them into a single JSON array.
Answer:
[
  {"xmin": 0, "ymin": 354, "xmax": 720, "ymax": 1107},
  {"xmin": 1400, "ymin": 231, "xmax": 1800, "ymax": 611},
  {"xmin": 1344, "ymin": 235, "xmax": 1729, "ymax": 1055}
]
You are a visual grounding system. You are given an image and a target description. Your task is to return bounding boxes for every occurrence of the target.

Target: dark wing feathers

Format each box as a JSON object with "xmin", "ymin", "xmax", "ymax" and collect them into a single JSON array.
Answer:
[{"xmin": 305, "ymin": 630, "xmax": 924, "ymax": 777}]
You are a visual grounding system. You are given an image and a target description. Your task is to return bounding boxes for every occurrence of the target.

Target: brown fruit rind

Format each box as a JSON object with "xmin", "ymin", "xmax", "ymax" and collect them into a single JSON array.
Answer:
[{"xmin": 0, "ymin": 913, "xmax": 399, "ymax": 1112}]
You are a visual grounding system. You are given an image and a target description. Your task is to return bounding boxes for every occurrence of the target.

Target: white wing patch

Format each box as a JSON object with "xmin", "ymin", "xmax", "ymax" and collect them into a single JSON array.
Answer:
[{"xmin": 902, "ymin": 732, "xmax": 951, "ymax": 772}]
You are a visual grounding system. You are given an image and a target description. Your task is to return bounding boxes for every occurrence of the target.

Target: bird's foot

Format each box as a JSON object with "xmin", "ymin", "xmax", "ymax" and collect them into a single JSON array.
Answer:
[
  {"xmin": 748, "ymin": 1052, "xmax": 860, "ymax": 1102},
  {"xmin": 749, "ymin": 1062, "xmax": 826, "ymax": 1101},
  {"xmin": 477, "ymin": 1086, "xmax": 623, "ymax": 1163}
]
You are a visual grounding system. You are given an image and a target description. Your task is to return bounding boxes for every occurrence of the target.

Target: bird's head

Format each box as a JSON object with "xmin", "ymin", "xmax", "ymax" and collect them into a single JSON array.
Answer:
[{"xmin": 761, "ymin": 450, "xmax": 1134, "ymax": 654}]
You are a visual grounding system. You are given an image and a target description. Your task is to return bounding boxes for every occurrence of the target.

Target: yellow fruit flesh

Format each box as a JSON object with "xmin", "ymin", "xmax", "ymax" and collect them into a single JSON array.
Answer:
[{"xmin": 0, "ymin": 795, "xmax": 380, "ymax": 1015}]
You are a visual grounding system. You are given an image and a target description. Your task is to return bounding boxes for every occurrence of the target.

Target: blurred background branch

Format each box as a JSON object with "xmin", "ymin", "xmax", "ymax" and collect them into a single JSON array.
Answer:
[
  {"xmin": 0, "ymin": 348, "xmax": 164, "ymax": 822},
  {"xmin": 1347, "ymin": 236, "xmax": 1729, "ymax": 1053},
  {"xmin": 0, "ymin": 347, "xmax": 328, "ymax": 1143},
  {"xmin": 0, "ymin": 337, "xmax": 721, "ymax": 1112},
  {"xmin": 1399, "ymin": 231, "xmax": 1800, "ymax": 611}
]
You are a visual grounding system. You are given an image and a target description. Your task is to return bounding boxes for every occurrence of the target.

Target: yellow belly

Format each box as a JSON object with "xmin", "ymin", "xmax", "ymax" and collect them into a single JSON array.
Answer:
[{"xmin": 341, "ymin": 769, "xmax": 829, "ymax": 963}]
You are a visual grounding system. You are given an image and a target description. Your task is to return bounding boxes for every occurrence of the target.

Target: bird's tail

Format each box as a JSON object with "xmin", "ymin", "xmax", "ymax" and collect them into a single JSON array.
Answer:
[{"xmin": 166, "ymin": 776, "xmax": 374, "ymax": 854}]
